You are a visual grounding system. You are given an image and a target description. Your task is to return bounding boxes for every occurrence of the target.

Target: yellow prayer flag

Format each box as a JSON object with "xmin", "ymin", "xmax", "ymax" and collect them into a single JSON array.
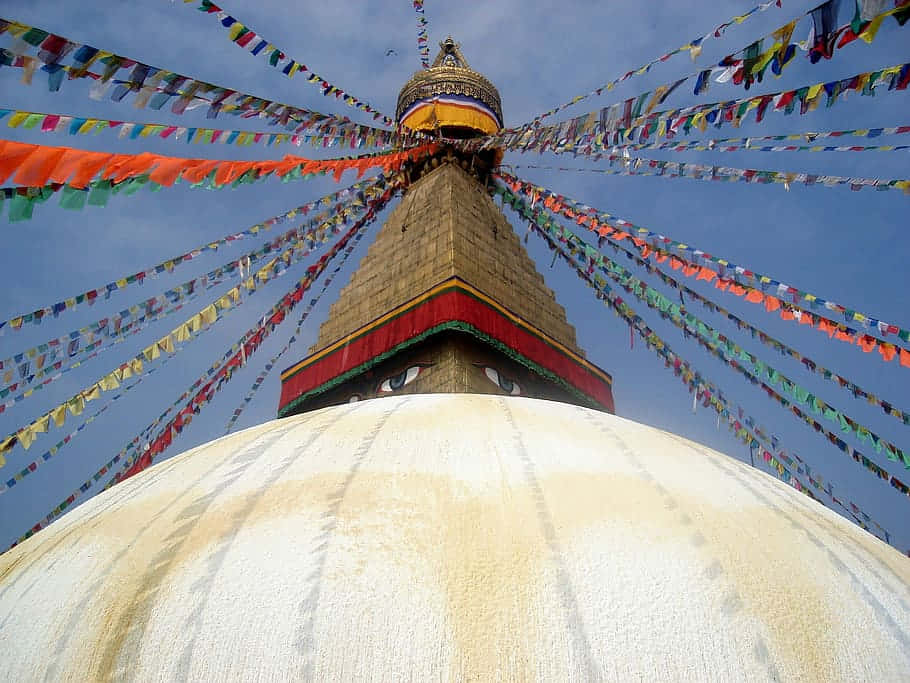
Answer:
[
  {"xmin": 67, "ymin": 396, "xmax": 84, "ymax": 416},
  {"xmin": 7, "ymin": 111, "xmax": 30, "ymax": 128},
  {"xmin": 201, "ymin": 305, "xmax": 217, "ymax": 326},
  {"xmin": 159, "ymin": 334, "xmax": 175, "ymax": 355},
  {"xmin": 143, "ymin": 344, "xmax": 160, "ymax": 362},
  {"xmin": 83, "ymin": 384, "xmax": 101, "ymax": 403},
  {"xmin": 34, "ymin": 414, "xmax": 50, "ymax": 434},
  {"xmin": 51, "ymin": 404, "xmax": 66, "ymax": 427},
  {"xmin": 175, "ymin": 323, "xmax": 191, "ymax": 343},
  {"xmin": 17, "ymin": 425, "xmax": 36, "ymax": 451}
]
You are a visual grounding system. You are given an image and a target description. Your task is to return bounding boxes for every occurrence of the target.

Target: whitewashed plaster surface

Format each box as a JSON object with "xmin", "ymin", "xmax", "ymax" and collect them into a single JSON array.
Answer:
[{"xmin": 1, "ymin": 394, "xmax": 908, "ymax": 682}]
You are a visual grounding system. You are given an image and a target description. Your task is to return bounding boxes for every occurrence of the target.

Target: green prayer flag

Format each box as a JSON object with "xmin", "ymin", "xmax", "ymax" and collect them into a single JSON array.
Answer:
[{"xmin": 59, "ymin": 185, "xmax": 88, "ymax": 210}]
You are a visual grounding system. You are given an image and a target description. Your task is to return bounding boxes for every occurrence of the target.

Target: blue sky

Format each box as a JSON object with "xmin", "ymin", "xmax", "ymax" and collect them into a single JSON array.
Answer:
[{"xmin": 0, "ymin": 1, "xmax": 907, "ymax": 552}]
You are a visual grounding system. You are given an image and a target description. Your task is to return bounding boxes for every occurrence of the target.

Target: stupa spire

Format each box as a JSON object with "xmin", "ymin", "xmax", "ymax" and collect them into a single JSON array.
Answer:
[{"xmin": 278, "ymin": 43, "xmax": 613, "ymax": 417}]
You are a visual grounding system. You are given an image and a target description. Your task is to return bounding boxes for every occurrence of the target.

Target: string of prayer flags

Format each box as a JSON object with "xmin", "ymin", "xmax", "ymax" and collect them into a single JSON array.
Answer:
[
  {"xmin": 223, "ymin": 212, "xmax": 371, "ymax": 433},
  {"xmin": 104, "ymin": 184, "xmax": 397, "ymax": 490},
  {"xmin": 524, "ymin": 0, "xmax": 783, "ymax": 126},
  {"xmin": 517, "ymin": 0, "xmax": 908, "ymax": 134},
  {"xmin": 0, "ymin": 108, "xmax": 397, "ymax": 149},
  {"xmin": 186, "ymin": 2, "xmax": 396, "ymax": 127},
  {"xmin": 0, "ymin": 291, "xmax": 247, "ymax": 496},
  {"xmin": 489, "ymin": 62, "xmax": 910, "ymax": 154},
  {"xmin": 0, "ymin": 138, "xmax": 436, "ymax": 190},
  {"xmin": 0, "ymin": 207, "xmax": 364, "ymax": 466},
  {"xmin": 8, "ymin": 179, "xmax": 398, "ymax": 547},
  {"xmin": 513, "ymin": 192, "xmax": 909, "ymax": 471},
  {"xmin": 0, "ymin": 17, "xmax": 393, "ymax": 137},
  {"xmin": 0, "ymin": 177, "xmax": 379, "ymax": 335},
  {"xmin": 498, "ymin": 173, "xmax": 910, "ymax": 361},
  {"xmin": 511, "ymin": 159, "xmax": 910, "ymax": 193},
  {"xmin": 0, "ymin": 140, "xmax": 438, "ymax": 222},
  {"xmin": 508, "ymin": 195, "xmax": 898, "ymax": 547},
  {"xmin": 509, "ymin": 184, "xmax": 910, "ymax": 429},
  {"xmin": 564, "ymin": 125, "xmax": 910, "ymax": 155},
  {"xmin": 0, "ymin": 199, "xmax": 370, "ymax": 413},
  {"xmin": 501, "ymin": 185, "xmax": 910, "ymax": 472},
  {"xmin": 413, "ymin": 1, "xmax": 430, "ymax": 68}
]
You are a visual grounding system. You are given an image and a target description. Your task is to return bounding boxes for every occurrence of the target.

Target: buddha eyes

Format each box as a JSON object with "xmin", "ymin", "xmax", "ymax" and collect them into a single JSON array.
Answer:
[
  {"xmin": 483, "ymin": 366, "xmax": 521, "ymax": 396},
  {"xmin": 378, "ymin": 365, "xmax": 424, "ymax": 393}
]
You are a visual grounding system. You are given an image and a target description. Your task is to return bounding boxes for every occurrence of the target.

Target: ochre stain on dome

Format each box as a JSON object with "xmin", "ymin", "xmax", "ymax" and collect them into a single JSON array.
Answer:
[
  {"xmin": 78, "ymin": 472, "xmax": 840, "ymax": 681},
  {"xmin": 3, "ymin": 396, "xmax": 909, "ymax": 680}
]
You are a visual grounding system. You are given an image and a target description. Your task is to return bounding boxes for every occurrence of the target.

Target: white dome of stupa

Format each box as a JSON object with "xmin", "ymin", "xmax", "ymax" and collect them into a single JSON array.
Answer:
[{"xmin": 1, "ymin": 394, "xmax": 908, "ymax": 681}]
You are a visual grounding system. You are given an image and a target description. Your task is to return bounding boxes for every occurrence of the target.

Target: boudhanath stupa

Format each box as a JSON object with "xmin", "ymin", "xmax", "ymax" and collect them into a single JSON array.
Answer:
[{"xmin": 1, "ymin": 37, "xmax": 908, "ymax": 682}]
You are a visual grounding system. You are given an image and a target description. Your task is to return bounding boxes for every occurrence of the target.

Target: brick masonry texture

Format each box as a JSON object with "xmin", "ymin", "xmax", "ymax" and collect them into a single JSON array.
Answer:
[{"xmin": 311, "ymin": 160, "xmax": 582, "ymax": 356}]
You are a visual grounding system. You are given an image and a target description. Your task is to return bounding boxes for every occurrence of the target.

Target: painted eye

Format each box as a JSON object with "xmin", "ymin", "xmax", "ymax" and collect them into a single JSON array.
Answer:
[
  {"xmin": 483, "ymin": 367, "xmax": 521, "ymax": 396},
  {"xmin": 378, "ymin": 365, "xmax": 423, "ymax": 393}
]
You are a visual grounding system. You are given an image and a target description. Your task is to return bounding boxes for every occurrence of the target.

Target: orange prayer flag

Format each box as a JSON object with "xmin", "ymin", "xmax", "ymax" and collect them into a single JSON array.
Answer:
[
  {"xmin": 640, "ymin": 244, "xmax": 652, "ymax": 259},
  {"xmin": 817, "ymin": 318, "xmax": 835, "ymax": 337},
  {"xmin": 763, "ymin": 296, "xmax": 780, "ymax": 312},
  {"xmin": 899, "ymin": 348, "xmax": 910, "ymax": 368},
  {"xmin": 98, "ymin": 154, "xmax": 135, "ymax": 181},
  {"xmin": 214, "ymin": 161, "xmax": 255, "ymax": 187},
  {"xmin": 857, "ymin": 334, "xmax": 876, "ymax": 352},
  {"xmin": 683, "ymin": 264, "xmax": 698, "ymax": 277},
  {"xmin": 181, "ymin": 159, "xmax": 220, "ymax": 184},
  {"xmin": 745, "ymin": 289, "xmax": 764, "ymax": 304},
  {"xmin": 696, "ymin": 267, "xmax": 716, "ymax": 282},
  {"xmin": 68, "ymin": 151, "xmax": 115, "ymax": 188},
  {"xmin": 614, "ymin": 231, "xmax": 630, "ymax": 241},
  {"xmin": 0, "ymin": 140, "xmax": 39, "ymax": 184},
  {"xmin": 107, "ymin": 152, "xmax": 159, "ymax": 183},
  {"xmin": 728, "ymin": 283, "xmax": 747, "ymax": 296},
  {"xmin": 878, "ymin": 343, "xmax": 897, "ymax": 362},
  {"xmin": 631, "ymin": 237, "xmax": 646, "ymax": 248},
  {"xmin": 669, "ymin": 256, "xmax": 684, "ymax": 270},
  {"xmin": 13, "ymin": 146, "xmax": 68, "ymax": 186},
  {"xmin": 148, "ymin": 157, "xmax": 191, "ymax": 187},
  {"xmin": 714, "ymin": 278, "xmax": 730, "ymax": 292},
  {"xmin": 597, "ymin": 225, "xmax": 613, "ymax": 238},
  {"xmin": 834, "ymin": 328, "xmax": 854, "ymax": 343},
  {"xmin": 48, "ymin": 148, "xmax": 93, "ymax": 185},
  {"xmin": 780, "ymin": 307, "xmax": 795, "ymax": 321},
  {"xmin": 655, "ymin": 251, "xmax": 668, "ymax": 263},
  {"xmin": 799, "ymin": 312, "xmax": 815, "ymax": 325}
]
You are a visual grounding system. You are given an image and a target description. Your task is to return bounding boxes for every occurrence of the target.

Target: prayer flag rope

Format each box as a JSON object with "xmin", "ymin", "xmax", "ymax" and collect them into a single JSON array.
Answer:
[
  {"xmin": 0, "ymin": 18, "xmax": 392, "ymax": 136},
  {"xmin": 509, "ymin": 190, "xmax": 909, "ymax": 472},
  {"xmin": 563, "ymin": 125, "xmax": 910, "ymax": 155},
  {"xmin": 0, "ymin": 138, "xmax": 435, "ymax": 189},
  {"xmin": 516, "ymin": 0, "xmax": 908, "ymax": 135},
  {"xmin": 0, "ymin": 140, "xmax": 437, "ymax": 221},
  {"xmin": 8, "ymin": 181, "xmax": 397, "ymax": 548},
  {"xmin": 0, "ymin": 108, "xmax": 398, "ymax": 149},
  {"xmin": 509, "ymin": 195, "xmax": 896, "ymax": 548},
  {"xmin": 0, "ymin": 208, "xmax": 361, "ymax": 464},
  {"xmin": 510, "ymin": 159, "xmax": 910, "ymax": 193},
  {"xmin": 484, "ymin": 62, "xmax": 910, "ymax": 154},
  {"xmin": 413, "ymin": 1, "xmax": 430, "ymax": 68},
  {"xmin": 524, "ymin": 0, "xmax": 783, "ymax": 126},
  {"xmin": 0, "ymin": 178, "xmax": 372, "ymax": 346},
  {"xmin": 504, "ymin": 186, "xmax": 909, "ymax": 429},
  {"xmin": 513, "ymin": 154, "xmax": 910, "ymax": 194},
  {"xmin": 223, "ymin": 210, "xmax": 371, "ymax": 433},
  {"xmin": 498, "ymin": 173, "xmax": 910, "ymax": 360},
  {"xmin": 0, "ymin": 287, "xmax": 246, "ymax": 496},
  {"xmin": 185, "ymin": 2, "xmax": 396, "ymax": 127},
  {"xmin": 0, "ymin": 199, "xmax": 369, "ymax": 413}
]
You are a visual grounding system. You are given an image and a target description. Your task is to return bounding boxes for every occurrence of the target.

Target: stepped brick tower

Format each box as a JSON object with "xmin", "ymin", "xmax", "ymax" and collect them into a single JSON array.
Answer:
[{"xmin": 278, "ymin": 38, "xmax": 613, "ymax": 417}]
